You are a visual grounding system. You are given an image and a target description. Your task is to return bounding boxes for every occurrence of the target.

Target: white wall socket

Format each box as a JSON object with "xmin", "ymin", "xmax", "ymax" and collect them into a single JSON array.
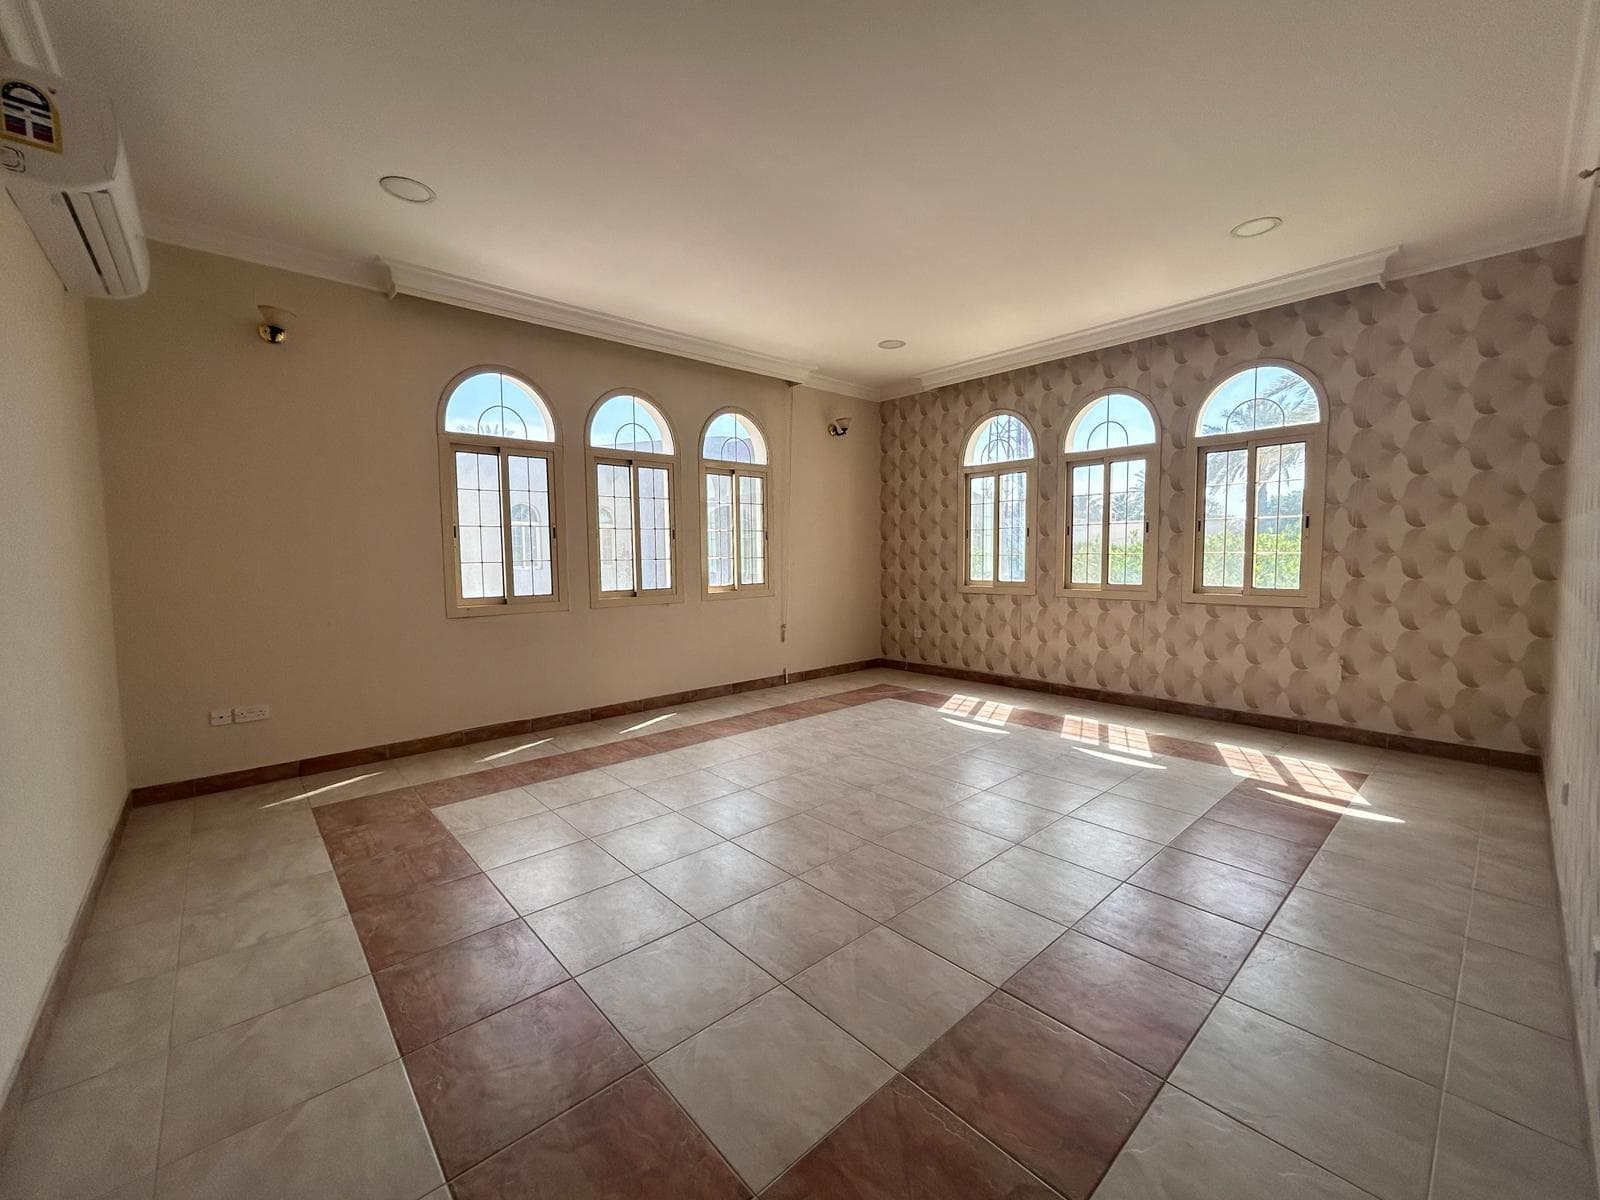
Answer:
[
  {"xmin": 232, "ymin": 704, "xmax": 271, "ymax": 723},
  {"xmin": 208, "ymin": 708, "xmax": 232, "ymax": 727}
]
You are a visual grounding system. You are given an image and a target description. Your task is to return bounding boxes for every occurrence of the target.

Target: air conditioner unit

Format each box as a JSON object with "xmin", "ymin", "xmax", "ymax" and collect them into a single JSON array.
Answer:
[{"xmin": 1, "ymin": 54, "xmax": 148, "ymax": 297}]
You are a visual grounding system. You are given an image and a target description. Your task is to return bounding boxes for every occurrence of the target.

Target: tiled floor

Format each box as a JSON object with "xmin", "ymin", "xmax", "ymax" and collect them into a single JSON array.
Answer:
[{"xmin": 2, "ymin": 669, "xmax": 1594, "ymax": 1199}]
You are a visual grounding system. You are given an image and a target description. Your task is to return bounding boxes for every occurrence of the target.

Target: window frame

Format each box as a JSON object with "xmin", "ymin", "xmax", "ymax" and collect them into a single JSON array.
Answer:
[
  {"xmin": 436, "ymin": 366, "xmax": 565, "ymax": 619},
  {"xmin": 1060, "ymin": 389, "xmax": 1161, "ymax": 601},
  {"xmin": 700, "ymin": 408, "xmax": 773, "ymax": 600},
  {"xmin": 584, "ymin": 389, "xmax": 682, "ymax": 609},
  {"xmin": 959, "ymin": 409, "xmax": 1038, "ymax": 596},
  {"xmin": 1182, "ymin": 360, "xmax": 1327, "ymax": 609}
]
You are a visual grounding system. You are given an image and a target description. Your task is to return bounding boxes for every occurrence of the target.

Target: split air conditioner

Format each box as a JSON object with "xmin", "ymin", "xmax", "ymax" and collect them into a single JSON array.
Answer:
[{"xmin": 1, "ymin": 54, "xmax": 148, "ymax": 298}]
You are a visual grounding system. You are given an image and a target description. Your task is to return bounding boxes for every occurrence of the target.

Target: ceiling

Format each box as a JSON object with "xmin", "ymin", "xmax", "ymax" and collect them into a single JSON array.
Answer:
[{"xmin": 34, "ymin": 0, "xmax": 1600, "ymax": 397}]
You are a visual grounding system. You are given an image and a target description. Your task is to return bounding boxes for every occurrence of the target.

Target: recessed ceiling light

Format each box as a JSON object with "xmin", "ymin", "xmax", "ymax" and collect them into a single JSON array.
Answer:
[
  {"xmin": 877, "ymin": 339, "xmax": 907, "ymax": 350},
  {"xmin": 1230, "ymin": 216, "xmax": 1282, "ymax": 238},
  {"xmin": 379, "ymin": 175, "xmax": 436, "ymax": 204}
]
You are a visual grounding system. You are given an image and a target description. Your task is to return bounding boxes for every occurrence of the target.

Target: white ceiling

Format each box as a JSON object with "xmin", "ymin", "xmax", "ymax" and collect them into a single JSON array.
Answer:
[{"xmin": 36, "ymin": 0, "xmax": 1600, "ymax": 396}]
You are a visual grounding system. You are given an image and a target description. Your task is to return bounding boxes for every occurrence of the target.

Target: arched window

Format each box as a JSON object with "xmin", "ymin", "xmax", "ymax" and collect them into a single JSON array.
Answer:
[
  {"xmin": 1187, "ymin": 362, "xmax": 1326, "ymax": 606},
  {"xmin": 587, "ymin": 391, "xmax": 678, "ymax": 603},
  {"xmin": 1063, "ymin": 391, "xmax": 1159, "ymax": 597},
  {"xmin": 961, "ymin": 412, "xmax": 1037, "ymax": 592},
  {"xmin": 437, "ymin": 369, "xmax": 561, "ymax": 615},
  {"xmin": 701, "ymin": 410, "xmax": 771, "ymax": 596}
]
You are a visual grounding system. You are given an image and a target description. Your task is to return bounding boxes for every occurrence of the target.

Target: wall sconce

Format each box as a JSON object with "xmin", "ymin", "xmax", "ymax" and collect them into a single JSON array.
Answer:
[
  {"xmin": 827, "ymin": 417, "xmax": 851, "ymax": 437},
  {"xmin": 256, "ymin": 305, "xmax": 295, "ymax": 344}
]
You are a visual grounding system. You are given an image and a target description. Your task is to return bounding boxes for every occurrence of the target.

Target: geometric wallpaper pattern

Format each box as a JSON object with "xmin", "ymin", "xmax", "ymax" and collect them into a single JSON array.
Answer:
[{"xmin": 882, "ymin": 239, "xmax": 1578, "ymax": 753}]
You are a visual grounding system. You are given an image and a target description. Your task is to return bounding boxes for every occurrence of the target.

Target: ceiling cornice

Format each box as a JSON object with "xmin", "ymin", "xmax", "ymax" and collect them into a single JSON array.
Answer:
[
  {"xmin": 0, "ymin": 0, "xmax": 59, "ymax": 69},
  {"xmin": 144, "ymin": 211, "xmax": 385, "ymax": 292},
  {"xmin": 381, "ymin": 258, "xmax": 875, "ymax": 400},
  {"xmin": 875, "ymin": 245, "xmax": 1399, "ymax": 401}
]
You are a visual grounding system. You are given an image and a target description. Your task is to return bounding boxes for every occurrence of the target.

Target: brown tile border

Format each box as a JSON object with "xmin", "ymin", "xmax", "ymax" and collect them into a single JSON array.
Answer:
[
  {"xmin": 878, "ymin": 660, "xmax": 1541, "ymax": 773},
  {"xmin": 127, "ymin": 663, "xmax": 877, "ymax": 807}
]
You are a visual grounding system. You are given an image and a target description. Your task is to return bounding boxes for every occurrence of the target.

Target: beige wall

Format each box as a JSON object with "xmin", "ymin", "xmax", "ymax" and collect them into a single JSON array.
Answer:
[
  {"xmin": 1548, "ymin": 205, "xmax": 1600, "ymax": 1175},
  {"xmin": 0, "ymin": 200, "xmax": 128, "ymax": 1092},
  {"xmin": 881, "ymin": 241, "xmax": 1576, "ymax": 755},
  {"xmin": 87, "ymin": 244, "xmax": 881, "ymax": 788}
]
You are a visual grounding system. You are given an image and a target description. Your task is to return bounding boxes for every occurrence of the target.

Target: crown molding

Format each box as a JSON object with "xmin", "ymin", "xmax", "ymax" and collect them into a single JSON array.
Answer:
[
  {"xmin": 0, "ymin": 0, "xmax": 59, "ymax": 69},
  {"xmin": 877, "ymin": 245, "xmax": 1399, "ymax": 401},
  {"xmin": 381, "ymin": 258, "xmax": 873, "ymax": 397},
  {"xmin": 145, "ymin": 211, "xmax": 385, "ymax": 291},
  {"xmin": 1385, "ymin": 214, "xmax": 1586, "ymax": 280}
]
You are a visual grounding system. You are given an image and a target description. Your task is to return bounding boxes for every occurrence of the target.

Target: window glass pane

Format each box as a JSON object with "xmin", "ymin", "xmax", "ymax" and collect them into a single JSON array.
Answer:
[
  {"xmin": 1070, "ymin": 463, "xmax": 1104, "ymax": 586},
  {"xmin": 1067, "ymin": 393, "xmax": 1157, "ymax": 452},
  {"xmin": 596, "ymin": 462, "xmax": 635, "ymax": 593},
  {"xmin": 702, "ymin": 412, "xmax": 769, "ymax": 464},
  {"xmin": 443, "ymin": 372, "xmax": 553, "ymax": 442},
  {"xmin": 997, "ymin": 470, "xmax": 1028, "ymax": 583},
  {"xmin": 589, "ymin": 394, "xmax": 674, "ymax": 453},
  {"xmin": 963, "ymin": 414, "xmax": 1035, "ymax": 465},
  {"xmin": 507, "ymin": 454, "xmax": 553, "ymax": 598},
  {"xmin": 705, "ymin": 472, "xmax": 734, "ymax": 588},
  {"xmin": 1106, "ymin": 457, "xmax": 1146, "ymax": 587},
  {"xmin": 1201, "ymin": 448, "xmax": 1249, "ymax": 588},
  {"xmin": 967, "ymin": 475, "xmax": 995, "ymax": 582},
  {"xmin": 1252, "ymin": 441, "xmax": 1307, "ymax": 590},
  {"xmin": 1197, "ymin": 365, "xmax": 1320, "ymax": 436},
  {"xmin": 637, "ymin": 465, "xmax": 673, "ymax": 591},
  {"xmin": 455, "ymin": 450, "xmax": 504, "ymax": 599},
  {"xmin": 738, "ymin": 474, "xmax": 766, "ymax": 586}
]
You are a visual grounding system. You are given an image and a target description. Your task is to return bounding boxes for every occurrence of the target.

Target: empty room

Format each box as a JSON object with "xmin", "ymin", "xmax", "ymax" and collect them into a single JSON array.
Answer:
[{"xmin": 3, "ymin": 1, "xmax": 1598, "ymax": 1197}]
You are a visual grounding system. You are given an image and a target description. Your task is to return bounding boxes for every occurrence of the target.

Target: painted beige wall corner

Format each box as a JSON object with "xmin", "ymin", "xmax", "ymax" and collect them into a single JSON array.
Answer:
[
  {"xmin": 1548, "ymin": 200, "xmax": 1600, "ymax": 1179},
  {"xmin": 0, "ymin": 199, "xmax": 129, "ymax": 1093},
  {"xmin": 87, "ymin": 244, "xmax": 882, "ymax": 787}
]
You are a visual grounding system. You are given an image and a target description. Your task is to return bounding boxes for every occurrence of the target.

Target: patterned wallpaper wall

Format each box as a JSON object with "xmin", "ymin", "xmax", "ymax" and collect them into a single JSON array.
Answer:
[{"xmin": 881, "ymin": 240, "xmax": 1578, "ymax": 754}]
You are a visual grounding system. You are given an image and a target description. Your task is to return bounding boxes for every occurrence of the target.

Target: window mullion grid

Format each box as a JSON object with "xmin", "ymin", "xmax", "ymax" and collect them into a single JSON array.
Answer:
[
  {"xmin": 989, "ymin": 469, "xmax": 1003, "ymax": 588},
  {"xmin": 1099, "ymin": 457, "xmax": 1111, "ymax": 589},
  {"xmin": 630, "ymin": 460, "xmax": 644, "ymax": 597},
  {"xmin": 1241, "ymin": 440, "xmax": 1260, "ymax": 597},
  {"xmin": 495, "ymin": 447, "xmax": 516, "ymax": 604}
]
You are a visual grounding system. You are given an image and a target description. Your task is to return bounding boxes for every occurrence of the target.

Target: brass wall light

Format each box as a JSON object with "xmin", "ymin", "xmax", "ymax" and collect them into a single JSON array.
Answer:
[
  {"xmin": 256, "ymin": 305, "xmax": 294, "ymax": 344},
  {"xmin": 827, "ymin": 416, "xmax": 851, "ymax": 437}
]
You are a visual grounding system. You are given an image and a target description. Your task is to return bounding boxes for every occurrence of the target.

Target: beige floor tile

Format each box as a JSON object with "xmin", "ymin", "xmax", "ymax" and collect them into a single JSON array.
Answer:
[
  {"xmin": 69, "ymin": 914, "xmax": 181, "ymax": 998},
  {"xmin": 1266, "ymin": 888, "xmax": 1463, "ymax": 997},
  {"xmin": 1467, "ymin": 888, "xmax": 1564, "ymax": 961},
  {"xmin": 603, "ymin": 749, "xmax": 695, "ymax": 787},
  {"xmin": 525, "ymin": 876, "xmax": 692, "ymax": 974},
  {"xmin": 0, "ymin": 1055, "xmax": 165, "ymax": 1200},
  {"xmin": 801, "ymin": 843, "xmax": 952, "ymax": 921},
  {"xmin": 702, "ymin": 879, "xmax": 877, "ymax": 979},
  {"xmin": 1072, "ymin": 793, "xmax": 1199, "ymax": 842},
  {"xmin": 1227, "ymin": 936, "xmax": 1453, "ymax": 1085},
  {"xmin": 578, "ymin": 924, "xmax": 775, "ymax": 1058},
  {"xmin": 594, "ymin": 812, "xmax": 724, "ymax": 871},
  {"xmin": 888, "ymin": 881, "xmax": 1064, "ymax": 985},
  {"xmin": 873, "ymin": 818, "xmax": 1010, "ymax": 876},
  {"xmin": 523, "ymin": 767, "xmax": 630, "ymax": 808},
  {"xmin": 1458, "ymin": 937, "xmax": 1572, "ymax": 1038},
  {"xmin": 1298, "ymin": 848, "xmax": 1471, "ymax": 934},
  {"xmin": 179, "ymin": 869, "xmax": 347, "ymax": 967},
  {"xmin": 432, "ymin": 787, "xmax": 546, "ymax": 835},
  {"xmin": 681, "ymin": 790, "xmax": 798, "ymax": 837},
  {"xmin": 734, "ymin": 814, "xmax": 862, "ymax": 873},
  {"xmin": 455, "ymin": 810, "xmax": 584, "ymax": 870},
  {"xmin": 188, "ymin": 781, "xmax": 308, "ymax": 831},
  {"xmin": 159, "ymin": 976, "xmax": 396, "ymax": 1164},
  {"xmin": 923, "ymin": 753, "xmax": 1023, "ymax": 791},
  {"xmin": 635, "ymin": 768, "xmax": 743, "ymax": 808},
  {"xmin": 642, "ymin": 842, "xmax": 789, "ymax": 918},
  {"xmin": 789, "ymin": 927, "xmax": 991, "ymax": 1067},
  {"xmin": 122, "ymin": 799, "xmax": 194, "ymax": 846},
  {"xmin": 945, "ymin": 792, "xmax": 1061, "ymax": 840},
  {"xmin": 1107, "ymin": 766, "xmax": 1239, "ymax": 814},
  {"xmin": 711, "ymin": 749, "xmax": 825, "ymax": 789},
  {"xmin": 187, "ymin": 808, "xmax": 321, "ymax": 866},
  {"xmin": 557, "ymin": 789, "xmax": 672, "ymax": 837},
  {"xmin": 1172, "ymin": 999, "xmax": 1438, "ymax": 1200},
  {"xmin": 807, "ymin": 792, "xmax": 929, "ymax": 840},
  {"xmin": 171, "ymin": 915, "xmax": 368, "ymax": 1043},
  {"xmin": 653, "ymin": 986, "xmax": 894, "ymax": 1190},
  {"xmin": 154, "ymin": 1060, "xmax": 442, "ymax": 1200},
  {"xmin": 88, "ymin": 874, "xmax": 186, "ymax": 937},
  {"xmin": 1022, "ymin": 815, "xmax": 1162, "ymax": 878},
  {"xmin": 487, "ymin": 840, "xmax": 632, "ymax": 913},
  {"xmin": 1446, "ymin": 1004, "xmax": 1586, "ymax": 1147},
  {"xmin": 867, "ymin": 770, "xmax": 979, "ymax": 812},
  {"xmin": 103, "ymin": 842, "xmax": 190, "ymax": 893},
  {"xmin": 1474, "ymin": 851, "xmax": 1559, "ymax": 908},
  {"xmin": 1095, "ymin": 1086, "xmax": 1372, "ymax": 1200},
  {"xmin": 807, "ymin": 752, "xmax": 907, "ymax": 790},
  {"xmin": 183, "ymin": 838, "xmax": 333, "ymax": 908},
  {"xmin": 750, "ymin": 769, "xmax": 865, "ymax": 811},
  {"xmin": 984, "ymin": 770, "xmax": 1100, "ymax": 815},
  {"xmin": 29, "ymin": 971, "xmax": 173, "ymax": 1099},
  {"xmin": 100, "ymin": 1173, "xmax": 157, "ymax": 1199},
  {"xmin": 963, "ymin": 844, "xmax": 1120, "ymax": 925},
  {"xmin": 1431, "ymin": 1094, "xmax": 1596, "ymax": 1200}
]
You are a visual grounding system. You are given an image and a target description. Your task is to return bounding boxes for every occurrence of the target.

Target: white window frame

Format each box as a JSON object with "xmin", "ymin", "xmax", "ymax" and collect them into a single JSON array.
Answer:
[
  {"xmin": 1183, "ymin": 360, "xmax": 1327, "ymax": 609},
  {"xmin": 700, "ymin": 408, "xmax": 773, "ymax": 600},
  {"xmin": 1061, "ymin": 389, "xmax": 1160, "ymax": 601},
  {"xmin": 437, "ymin": 366, "xmax": 565, "ymax": 618},
  {"xmin": 585, "ymin": 389, "xmax": 681, "ymax": 608},
  {"xmin": 959, "ymin": 409, "xmax": 1038, "ymax": 596}
]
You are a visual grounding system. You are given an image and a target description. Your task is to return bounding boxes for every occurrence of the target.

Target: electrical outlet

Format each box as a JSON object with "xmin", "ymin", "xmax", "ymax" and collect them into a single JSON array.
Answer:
[
  {"xmin": 208, "ymin": 708, "xmax": 233, "ymax": 727},
  {"xmin": 232, "ymin": 704, "xmax": 271, "ymax": 723},
  {"xmin": 1562, "ymin": 781, "xmax": 1570, "ymax": 807}
]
